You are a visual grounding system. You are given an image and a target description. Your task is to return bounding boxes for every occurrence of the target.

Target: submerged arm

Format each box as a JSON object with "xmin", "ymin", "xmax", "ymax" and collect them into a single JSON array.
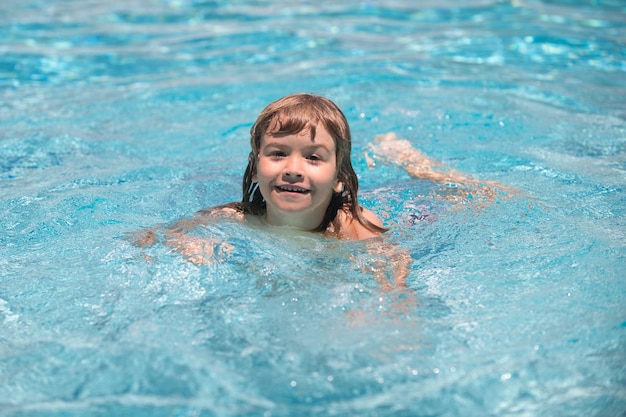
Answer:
[
  {"xmin": 358, "ymin": 238, "xmax": 411, "ymax": 292},
  {"xmin": 130, "ymin": 206, "xmax": 240, "ymax": 265}
]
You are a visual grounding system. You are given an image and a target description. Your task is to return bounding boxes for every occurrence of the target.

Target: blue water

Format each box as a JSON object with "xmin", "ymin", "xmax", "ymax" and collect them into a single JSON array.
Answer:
[{"xmin": 1, "ymin": 0, "xmax": 625, "ymax": 416}]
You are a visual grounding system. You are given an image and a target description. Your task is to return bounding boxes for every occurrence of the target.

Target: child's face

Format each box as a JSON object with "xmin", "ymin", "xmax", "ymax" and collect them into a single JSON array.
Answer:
[{"xmin": 253, "ymin": 125, "xmax": 342, "ymax": 230}]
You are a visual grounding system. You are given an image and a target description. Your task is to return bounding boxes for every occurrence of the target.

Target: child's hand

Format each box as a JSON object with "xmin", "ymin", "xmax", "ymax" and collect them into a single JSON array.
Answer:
[
  {"xmin": 353, "ymin": 239, "xmax": 411, "ymax": 291},
  {"xmin": 127, "ymin": 228, "xmax": 159, "ymax": 247},
  {"xmin": 165, "ymin": 231, "xmax": 233, "ymax": 265}
]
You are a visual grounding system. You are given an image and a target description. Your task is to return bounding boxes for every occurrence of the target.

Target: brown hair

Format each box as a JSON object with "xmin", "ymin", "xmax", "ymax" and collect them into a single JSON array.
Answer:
[{"xmin": 238, "ymin": 93, "xmax": 385, "ymax": 234}]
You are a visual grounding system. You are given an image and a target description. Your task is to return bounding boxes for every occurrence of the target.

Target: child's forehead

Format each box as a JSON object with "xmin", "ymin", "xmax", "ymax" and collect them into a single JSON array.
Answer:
[
  {"xmin": 261, "ymin": 125, "xmax": 336, "ymax": 150},
  {"xmin": 263, "ymin": 128, "xmax": 331, "ymax": 142},
  {"xmin": 265, "ymin": 116, "xmax": 330, "ymax": 137},
  {"xmin": 265, "ymin": 125, "xmax": 313, "ymax": 138},
  {"xmin": 267, "ymin": 113, "xmax": 319, "ymax": 130}
]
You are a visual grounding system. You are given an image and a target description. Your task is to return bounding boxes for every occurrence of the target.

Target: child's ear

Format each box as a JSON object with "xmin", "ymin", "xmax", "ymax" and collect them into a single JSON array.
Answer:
[{"xmin": 334, "ymin": 180, "xmax": 343, "ymax": 193}]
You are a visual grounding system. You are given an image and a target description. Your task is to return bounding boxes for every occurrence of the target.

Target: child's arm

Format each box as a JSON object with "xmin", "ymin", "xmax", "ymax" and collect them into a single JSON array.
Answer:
[
  {"xmin": 130, "ymin": 205, "xmax": 240, "ymax": 264},
  {"xmin": 163, "ymin": 229, "xmax": 233, "ymax": 265},
  {"xmin": 366, "ymin": 239, "xmax": 411, "ymax": 291},
  {"xmin": 349, "ymin": 237, "xmax": 410, "ymax": 293}
]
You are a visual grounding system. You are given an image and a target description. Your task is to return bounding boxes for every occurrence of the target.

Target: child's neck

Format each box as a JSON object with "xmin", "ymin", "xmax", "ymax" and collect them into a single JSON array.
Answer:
[{"xmin": 263, "ymin": 209, "xmax": 324, "ymax": 231}]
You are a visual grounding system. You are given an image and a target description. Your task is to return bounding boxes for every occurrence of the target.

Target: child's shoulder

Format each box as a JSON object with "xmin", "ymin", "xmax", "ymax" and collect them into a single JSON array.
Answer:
[
  {"xmin": 331, "ymin": 207, "xmax": 385, "ymax": 241},
  {"xmin": 360, "ymin": 207, "xmax": 384, "ymax": 229}
]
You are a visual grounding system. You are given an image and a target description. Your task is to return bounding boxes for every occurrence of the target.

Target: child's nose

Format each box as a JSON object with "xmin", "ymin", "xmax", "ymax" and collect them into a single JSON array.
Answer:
[
  {"xmin": 283, "ymin": 171, "xmax": 303, "ymax": 181},
  {"xmin": 283, "ymin": 156, "xmax": 304, "ymax": 180}
]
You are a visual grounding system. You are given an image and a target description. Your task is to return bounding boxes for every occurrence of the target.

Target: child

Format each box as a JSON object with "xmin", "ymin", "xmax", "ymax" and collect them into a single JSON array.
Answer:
[
  {"xmin": 136, "ymin": 93, "xmax": 509, "ymax": 285},
  {"xmin": 136, "ymin": 93, "xmax": 390, "ymax": 265}
]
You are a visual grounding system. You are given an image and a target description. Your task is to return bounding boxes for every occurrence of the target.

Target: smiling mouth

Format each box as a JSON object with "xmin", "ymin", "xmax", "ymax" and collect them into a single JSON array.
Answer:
[{"xmin": 275, "ymin": 185, "xmax": 310, "ymax": 194}]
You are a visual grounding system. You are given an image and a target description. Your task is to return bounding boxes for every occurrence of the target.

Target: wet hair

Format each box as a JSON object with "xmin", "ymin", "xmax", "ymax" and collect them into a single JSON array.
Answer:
[{"xmin": 233, "ymin": 93, "xmax": 385, "ymax": 234}]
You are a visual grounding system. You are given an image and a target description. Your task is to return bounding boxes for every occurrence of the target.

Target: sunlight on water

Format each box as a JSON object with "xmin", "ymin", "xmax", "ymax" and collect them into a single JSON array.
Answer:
[{"xmin": 1, "ymin": 0, "xmax": 625, "ymax": 416}]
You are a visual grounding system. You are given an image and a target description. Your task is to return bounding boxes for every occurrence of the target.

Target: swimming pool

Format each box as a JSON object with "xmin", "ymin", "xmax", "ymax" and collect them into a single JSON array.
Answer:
[{"xmin": 1, "ymin": 0, "xmax": 624, "ymax": 415}]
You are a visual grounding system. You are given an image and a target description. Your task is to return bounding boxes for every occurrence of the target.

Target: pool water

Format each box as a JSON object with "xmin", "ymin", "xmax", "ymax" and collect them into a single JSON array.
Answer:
[{"xmin": 1, "ymin": 0, "xmax": 625, "ymax": 416}]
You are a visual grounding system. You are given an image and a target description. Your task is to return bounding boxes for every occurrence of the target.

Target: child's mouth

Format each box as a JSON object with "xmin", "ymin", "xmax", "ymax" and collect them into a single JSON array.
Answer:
[{"xmin": 275, "ymin": 185, "xmax": 310, "ymax": 194}]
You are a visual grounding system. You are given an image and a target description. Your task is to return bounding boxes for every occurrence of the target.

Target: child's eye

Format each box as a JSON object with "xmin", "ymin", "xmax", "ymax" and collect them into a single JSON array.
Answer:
[
  {"xmin": 307, "ymin": 154, "xmax": 321, "ymax": 161},
  {"xmin": 270, "ymin": 151, "xmax": 286, "ymax": 158}
]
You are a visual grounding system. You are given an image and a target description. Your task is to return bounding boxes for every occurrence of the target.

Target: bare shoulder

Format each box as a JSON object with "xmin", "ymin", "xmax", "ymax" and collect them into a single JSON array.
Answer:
[
  {"xmin": 332, "ymin": 207, "xmax": 385, "ymax": 241},
  {"xmin": 360, "ymin": 207, "xmax": 384, "ymax": 230}
]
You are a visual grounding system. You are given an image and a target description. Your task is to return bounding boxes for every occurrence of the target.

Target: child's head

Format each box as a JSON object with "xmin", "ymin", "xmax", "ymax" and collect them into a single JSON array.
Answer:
[{"xmin": 241, "ymin": 93, "xmax": 379, "ymax": 233}]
